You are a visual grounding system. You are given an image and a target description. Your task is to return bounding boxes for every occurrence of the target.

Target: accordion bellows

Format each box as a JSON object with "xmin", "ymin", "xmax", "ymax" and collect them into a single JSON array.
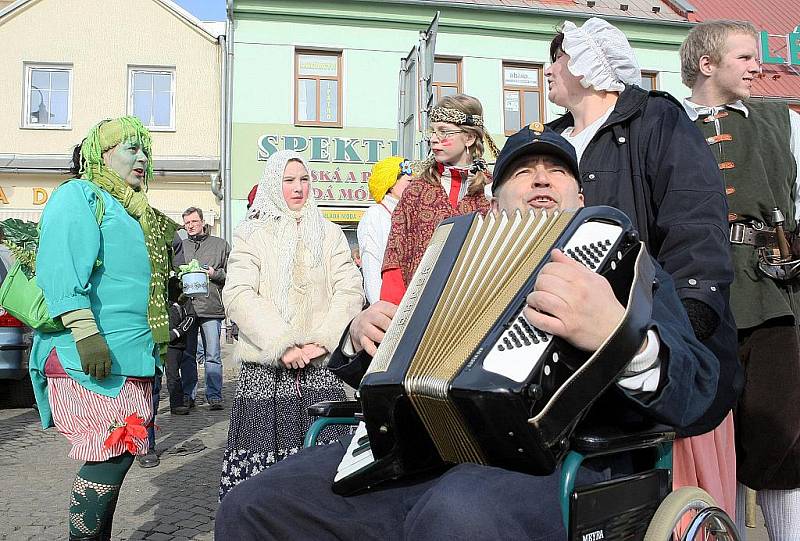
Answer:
[{"xmin": 335, "ymin": 206, "xmax": 655, "ymax": 495}]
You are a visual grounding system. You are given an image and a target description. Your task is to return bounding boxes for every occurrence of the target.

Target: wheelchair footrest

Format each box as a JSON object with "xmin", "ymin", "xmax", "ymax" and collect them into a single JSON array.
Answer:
[{"xmin": 569, "ymin": 469, "xmax": 670, "ymax": 541}]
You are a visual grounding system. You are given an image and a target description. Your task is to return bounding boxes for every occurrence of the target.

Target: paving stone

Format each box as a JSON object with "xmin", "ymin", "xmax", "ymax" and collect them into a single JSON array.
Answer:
[
  {"xmin": 174, "ymin": 527, "xmax": 202, "ymax": 537},
  {"xmin": 153, "ymin": 522, "xmax": 179, "ymax": 534},
  {"xmin": 176, "ymin": 518, "xmax": 204, "ymax": 529}
]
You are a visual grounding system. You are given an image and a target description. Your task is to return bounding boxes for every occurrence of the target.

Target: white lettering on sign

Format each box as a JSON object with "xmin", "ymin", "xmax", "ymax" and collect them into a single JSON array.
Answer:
[
  {"xmin": 582, "ymin": 530, "xmax": 605, "ymax": 541},
  {"xmin": 504, "ymin": 67, "xmax": 539, "ymax": 87},
  {"xmin": 298, "ymin": 55, "xmax": 339, "ymax": 77}
]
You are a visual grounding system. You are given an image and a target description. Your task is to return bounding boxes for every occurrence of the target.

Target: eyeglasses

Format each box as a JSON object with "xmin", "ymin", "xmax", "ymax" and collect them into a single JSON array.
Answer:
[{"xmin": 424, "ymin": 127, "xmax": 464, "ymax": 141}]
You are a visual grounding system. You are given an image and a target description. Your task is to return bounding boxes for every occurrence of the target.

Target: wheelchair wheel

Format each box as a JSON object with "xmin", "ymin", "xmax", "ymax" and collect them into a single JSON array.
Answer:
[{"xmin": 643, "ymin": 487, "xmax": 739, "ymax": 541}]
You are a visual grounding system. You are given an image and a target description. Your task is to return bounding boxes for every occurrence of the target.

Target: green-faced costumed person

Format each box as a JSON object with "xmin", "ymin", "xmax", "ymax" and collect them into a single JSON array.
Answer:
[{"xmin": 29, "ymin": 116, "xmax": 178, "ymax": 540}]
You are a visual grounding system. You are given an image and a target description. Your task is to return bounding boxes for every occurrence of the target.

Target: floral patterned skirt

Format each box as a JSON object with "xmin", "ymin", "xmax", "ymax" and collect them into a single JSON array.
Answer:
[{"xmin": 218, "ymin": 362, "xmax": 351, "ymax": 500}]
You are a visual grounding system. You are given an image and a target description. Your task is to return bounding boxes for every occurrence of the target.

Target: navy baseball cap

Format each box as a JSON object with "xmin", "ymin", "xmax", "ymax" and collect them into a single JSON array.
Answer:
[{"xmin": 491, "ymin": 123, "xmax": 580, "ymax": 194}]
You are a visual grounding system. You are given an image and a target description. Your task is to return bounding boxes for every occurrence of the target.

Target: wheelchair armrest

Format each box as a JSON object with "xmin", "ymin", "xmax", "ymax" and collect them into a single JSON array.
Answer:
[
  {"xmin": 307, "ymin": 400, "xmax": 361, "ymax": 418},
  {"xmin": 570, "ymin": 423, "xmax": 675, "ymax": 457}
]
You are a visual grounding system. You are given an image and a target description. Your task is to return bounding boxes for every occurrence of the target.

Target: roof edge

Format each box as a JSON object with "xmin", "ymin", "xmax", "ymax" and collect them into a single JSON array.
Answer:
[
  {"xmin": 0, "ymin": 0, "xmax": 223, "ymax": 39},
  {"xmin": 243, "ymin": 0, "xmax": 695, "ymax": 27}
]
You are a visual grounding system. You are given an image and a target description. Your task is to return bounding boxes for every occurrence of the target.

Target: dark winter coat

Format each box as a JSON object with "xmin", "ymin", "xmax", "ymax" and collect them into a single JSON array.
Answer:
[
  {"xmin": 168, "ymin": 300, "xmax": 197, "ymax": 351},
  {"xmin": 549, "ymin": 85, "xmax": 741, "ymax": 436}
]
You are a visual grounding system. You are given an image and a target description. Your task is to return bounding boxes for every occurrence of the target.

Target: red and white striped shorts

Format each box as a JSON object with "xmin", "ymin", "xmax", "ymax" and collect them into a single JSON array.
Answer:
[{"xmin": 47, "ymin": 376, "xmax": 153, "ymax": 462}]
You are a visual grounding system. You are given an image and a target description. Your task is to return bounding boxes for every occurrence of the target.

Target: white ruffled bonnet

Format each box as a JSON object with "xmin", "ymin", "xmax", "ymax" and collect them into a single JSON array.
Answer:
[{"xmin": 561, "ymin": 18, "xmax": 642, "ymax": 92}]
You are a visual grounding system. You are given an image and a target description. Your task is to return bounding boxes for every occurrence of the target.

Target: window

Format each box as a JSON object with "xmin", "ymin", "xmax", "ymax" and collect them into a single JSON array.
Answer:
[
  {"xmin": 129, "ymin": 67, "xmax": 175, "ymax": 130},
  {"xmin": 432, "ymin": 58, "xmax": 462, "ymax": 103},
  {"xmin": 295, "ymin": 51, "xmax": 342, "ymax": 127},
  {"xmin": 640, "ymin": 72, "xmax": 658, "ymax": 91},
  {"xmin": 23, "ymin": 64, "xmax": 72, "ymax": 128},
  {"xmin": 502, "ymin": 63, "xmax": 545, "ymax": 135}
]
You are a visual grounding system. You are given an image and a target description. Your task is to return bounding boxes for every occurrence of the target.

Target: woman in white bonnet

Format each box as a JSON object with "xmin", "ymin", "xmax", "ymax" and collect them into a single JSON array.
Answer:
[
  {"xmin": 219, "ymin": 150, "xmax": 364, "ymax": 500},
  {"xmin": 546, "ymin": 18, "xmax": 739, "ymax": 521}
]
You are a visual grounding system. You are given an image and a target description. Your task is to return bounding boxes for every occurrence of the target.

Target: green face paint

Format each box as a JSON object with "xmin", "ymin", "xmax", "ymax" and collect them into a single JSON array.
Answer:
[{"xmin": 104, "ymin": 137, "xmax": 148, "ymax": 189}]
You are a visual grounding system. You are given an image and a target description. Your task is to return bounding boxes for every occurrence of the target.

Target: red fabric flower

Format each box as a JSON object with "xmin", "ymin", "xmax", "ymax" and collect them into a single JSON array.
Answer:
[{"xmin": 104, "ymin": 414, "xmax": 147, "ymax": 454}]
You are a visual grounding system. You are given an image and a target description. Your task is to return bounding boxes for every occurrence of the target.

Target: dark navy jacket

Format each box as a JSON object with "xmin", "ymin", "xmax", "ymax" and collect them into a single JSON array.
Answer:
[
  {"xmin": 329, "ymin": 264, "xmax": 719, "ymax": 432},
  {"xmin": 549, "ymin": 86, "xmax": 740, "ymax": 436}
]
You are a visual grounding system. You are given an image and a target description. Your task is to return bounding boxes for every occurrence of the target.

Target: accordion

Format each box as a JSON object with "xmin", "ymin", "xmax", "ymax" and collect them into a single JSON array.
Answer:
[{"xmin": 334, "ymin": 206, "xmax": 656, "ymax": 495}]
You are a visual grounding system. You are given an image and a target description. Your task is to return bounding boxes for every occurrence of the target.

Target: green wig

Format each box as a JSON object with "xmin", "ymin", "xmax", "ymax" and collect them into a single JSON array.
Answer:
[{"xmin": 80, "ymin": 116, "xmax": 154, "ymax": 189}]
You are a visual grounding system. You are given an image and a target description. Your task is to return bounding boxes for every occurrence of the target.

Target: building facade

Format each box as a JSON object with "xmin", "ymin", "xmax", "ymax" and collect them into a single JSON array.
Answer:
[
  {"xmin": 0, "ymin": 0, "xmax": 224, "ymax": 232},
  {"xmin": 228, "ymin": 0, "xmax": 694, "ymax": 242}
]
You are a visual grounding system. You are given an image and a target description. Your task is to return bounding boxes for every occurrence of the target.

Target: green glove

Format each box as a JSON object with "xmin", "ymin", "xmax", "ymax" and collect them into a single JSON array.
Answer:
[
  {"xmin": 62, "ymin": 309, "xmax": 112, "ymax": 380},
  {"xmin": 74, "ymin": 333, "xmax": 112, "ymax": 379}
]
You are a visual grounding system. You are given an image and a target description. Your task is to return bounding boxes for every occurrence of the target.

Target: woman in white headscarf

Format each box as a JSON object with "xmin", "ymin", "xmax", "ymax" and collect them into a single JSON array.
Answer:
[
  {"xmin": 219, "ymin": 150, "xmax": 364, "ymax": 500},
  {"xmin": 546, "ymin": 18, "xmax": 739, "ymax": 519}
]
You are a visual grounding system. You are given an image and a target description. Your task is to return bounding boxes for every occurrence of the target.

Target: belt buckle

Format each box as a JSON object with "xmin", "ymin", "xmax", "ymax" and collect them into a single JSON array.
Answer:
[{"xmin": 730, "ymin": 222, "xmax": 746, "ymax": 244}]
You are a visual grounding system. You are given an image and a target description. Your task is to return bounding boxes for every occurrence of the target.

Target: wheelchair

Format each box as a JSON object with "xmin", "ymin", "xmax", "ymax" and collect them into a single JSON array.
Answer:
[{"xmin": 304, "ymin": 401, "xmax": 740, "ymax": 541}]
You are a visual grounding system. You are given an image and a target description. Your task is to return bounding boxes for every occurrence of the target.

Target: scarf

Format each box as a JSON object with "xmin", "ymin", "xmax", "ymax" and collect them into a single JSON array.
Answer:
[
  {"xmin": 237, "ymin": 150, "xmax": 326, "ymax": 325},
  {"xmin": 436, "ymin": 162, "xmax": 474, "ymax": 208},
  {"xmin": 80, "ymin": 117, "xmax": 178, "ymax": 351}
]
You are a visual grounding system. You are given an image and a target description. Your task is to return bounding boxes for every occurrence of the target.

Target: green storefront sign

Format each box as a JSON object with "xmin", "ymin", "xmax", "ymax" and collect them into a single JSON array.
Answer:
[
  {"xmin": 760, "ymin": 30, "xmax": 800, "ymax": 65},
  {"xmin": 258, "ymin": 133, "xmax": 399, "ymax": 205},
  {"xmin": 232, "ymin": 124, "xmax": 400, "ymax": 207}
]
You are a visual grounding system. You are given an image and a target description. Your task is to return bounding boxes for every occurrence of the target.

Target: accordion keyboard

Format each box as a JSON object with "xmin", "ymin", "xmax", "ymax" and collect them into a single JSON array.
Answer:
[
  {"xmin": 482, "ymin": 221, "xmax": 623, "ymax": 383},
  {"xmin": 334, "ymin": 421, "xmax": 373, "ymax": 483}
]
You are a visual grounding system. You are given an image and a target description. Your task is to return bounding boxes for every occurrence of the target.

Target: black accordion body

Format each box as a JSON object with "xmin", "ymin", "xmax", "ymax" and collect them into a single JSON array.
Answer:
[{"xmin": 334, "ymin": 206, "xmax": 656, "ymax": 495}]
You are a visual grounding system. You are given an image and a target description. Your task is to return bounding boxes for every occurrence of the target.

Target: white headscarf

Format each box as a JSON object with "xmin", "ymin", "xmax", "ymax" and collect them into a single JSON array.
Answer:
[
  {"xmin": 236, "ymin": 150, "xmax": 326, "ymax": 323},
  {"xmin": 561, "ymin": 18, "xmax": 642, "ymax": 92}
]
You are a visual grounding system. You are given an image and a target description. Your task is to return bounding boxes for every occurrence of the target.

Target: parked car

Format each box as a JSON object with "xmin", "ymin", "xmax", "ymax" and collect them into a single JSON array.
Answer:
[{"xmin": 0, "ymin": 246, "xmax": 35, "ymax": 408}]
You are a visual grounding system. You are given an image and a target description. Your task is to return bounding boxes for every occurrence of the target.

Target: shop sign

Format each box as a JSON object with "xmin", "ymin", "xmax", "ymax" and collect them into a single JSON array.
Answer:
[
  {"xmin": 0, "ymin": 186, "xmax": 51, "ymax": 206},
  {"xmin": 257, "ymin": 134, "xmax": 399, "ymax": 206},
  {"xmin": 760, "ymin": 30, "xmax": 800, "ymax": 65},
  {"xmin": 503, "ymin": 67, "xmax": 539, "ymax": 87},
  {"xmin": 298, "ymin": 54, "xmax": 339, "ymax": 77},
  {"xmin": 322, "ymin": 208, "xmax": 365, "ymax": 222}
]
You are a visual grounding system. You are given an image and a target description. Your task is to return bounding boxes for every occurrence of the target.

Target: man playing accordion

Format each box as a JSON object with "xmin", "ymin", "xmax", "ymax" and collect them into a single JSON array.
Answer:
[{"xmin": 215, "ymin": 127, "xmax": 720, "ymax": 541}]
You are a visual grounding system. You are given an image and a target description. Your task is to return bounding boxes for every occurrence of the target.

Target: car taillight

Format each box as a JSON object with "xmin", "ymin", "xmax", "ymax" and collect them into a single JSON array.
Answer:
[{"xmin": 0, "ymin": 308, "xmax": 23, "ymax": 327}]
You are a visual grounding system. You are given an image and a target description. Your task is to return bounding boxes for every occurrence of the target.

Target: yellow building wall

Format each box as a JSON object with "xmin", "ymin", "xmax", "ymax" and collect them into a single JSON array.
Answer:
[{"xmin": 0, "ymin": 0, "xmax": 221, "ymax": 157}]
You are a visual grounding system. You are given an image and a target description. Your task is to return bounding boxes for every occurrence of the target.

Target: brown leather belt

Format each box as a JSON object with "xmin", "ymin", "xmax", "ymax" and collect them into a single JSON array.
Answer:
[{"xmin": 729, "ymin": 221, "xmax": 778, "ymax": 247}]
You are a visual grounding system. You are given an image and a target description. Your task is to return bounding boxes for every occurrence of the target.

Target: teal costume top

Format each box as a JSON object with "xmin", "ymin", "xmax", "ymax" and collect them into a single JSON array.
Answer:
[{"xmin": 30, "ymin": 180, "xmax": 158, "ymax": 428}]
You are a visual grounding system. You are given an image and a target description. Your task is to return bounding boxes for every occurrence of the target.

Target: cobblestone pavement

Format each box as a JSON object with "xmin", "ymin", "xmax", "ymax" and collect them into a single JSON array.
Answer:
[
  {"xmin": 0, "ymin": 347, "xmax": 773, "ymax": 541},
  {"xmin": 0, "ymin": 357, "xmax": 239, "ymax": 541}
]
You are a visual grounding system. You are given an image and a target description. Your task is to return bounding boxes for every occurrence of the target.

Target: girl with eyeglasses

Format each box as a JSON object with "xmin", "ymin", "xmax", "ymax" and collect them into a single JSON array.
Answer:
[{"xmin": 380, "ymin": 93, "xmax": 499, "ymax": 304}]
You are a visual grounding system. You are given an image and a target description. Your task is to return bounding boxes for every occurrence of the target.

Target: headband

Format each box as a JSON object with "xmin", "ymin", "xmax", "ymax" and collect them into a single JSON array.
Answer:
[{"xmin": 429, "ymin": 107, "xmax": 484, "ymax": 127}]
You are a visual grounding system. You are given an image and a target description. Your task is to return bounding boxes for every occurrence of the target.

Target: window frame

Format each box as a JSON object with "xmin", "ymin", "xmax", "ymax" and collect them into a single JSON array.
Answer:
[
  {"xmin": 431, "ymin": 57, "xmax": 463, "ymax": 104},
  {"xmin": 640, "ymin": 71, "xmax": 658, "ymax": 91},
  {"xmin": 22, "ymin": 63, "xmax": 73, "ymax": 130},
  {"xmin": 501, "ymin": 62, "xmax": 545, "ymax": 135},
  {"xmin": 128, "ymin": 66, "xmax": 177, "ymax": 132},
  {"xmin": 294, "ymin": 49, "xmax": 343, "ymax": 128}
]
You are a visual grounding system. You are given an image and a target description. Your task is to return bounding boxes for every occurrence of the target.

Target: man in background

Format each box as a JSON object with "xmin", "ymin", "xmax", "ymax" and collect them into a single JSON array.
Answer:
[{"xmin": 180, "ymin": 207, "xmax": 230, "ymax": 410}]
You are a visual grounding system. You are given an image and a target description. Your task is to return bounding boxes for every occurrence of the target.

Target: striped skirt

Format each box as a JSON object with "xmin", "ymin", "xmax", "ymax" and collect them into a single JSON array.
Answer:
[{"xmin": 48, "ymin": 376, "xmax": 153, "ymax": 462}]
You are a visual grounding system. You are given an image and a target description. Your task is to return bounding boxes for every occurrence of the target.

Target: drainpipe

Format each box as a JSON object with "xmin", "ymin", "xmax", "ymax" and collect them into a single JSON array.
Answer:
[
  {"xmin": 221, "ymin": 1, "xmax": 234, "ymax": 244},
  {"xmin": 213, "ymin": 29, "xmax": 226, "ymax": 241}
]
